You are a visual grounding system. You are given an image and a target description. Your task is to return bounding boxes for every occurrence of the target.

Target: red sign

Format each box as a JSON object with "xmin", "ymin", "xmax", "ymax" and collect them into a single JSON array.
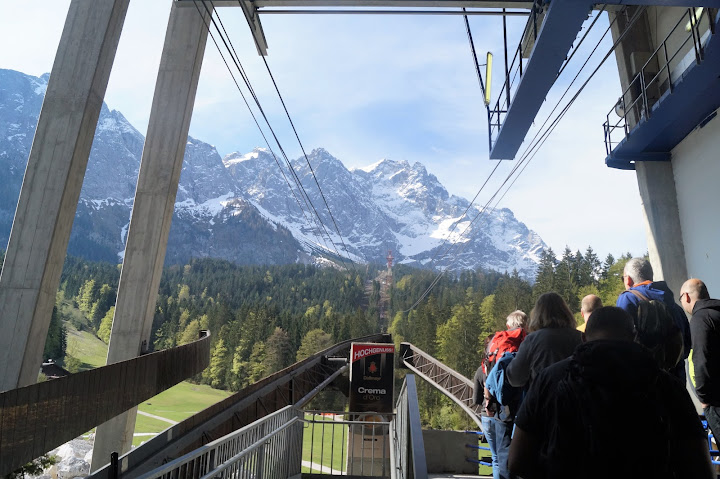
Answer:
[{"xmin": 349, "ymin": 343, "xmax": 395, "ymax": 413}]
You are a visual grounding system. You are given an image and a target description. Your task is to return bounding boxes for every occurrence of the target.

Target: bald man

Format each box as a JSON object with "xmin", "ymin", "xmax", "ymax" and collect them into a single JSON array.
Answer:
[
  {"xmin": 680, "ymin": 278, "xmax": 720, "ymax": 437},
  {"xmin": 577, "ymin": 294, "xmax": 602, "ymax": 333}
]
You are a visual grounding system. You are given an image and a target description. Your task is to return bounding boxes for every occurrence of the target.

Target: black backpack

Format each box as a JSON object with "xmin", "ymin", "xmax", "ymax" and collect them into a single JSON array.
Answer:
[{"xmin": 544, "ymin": 355, "xmax": 673, "ymax": 479}]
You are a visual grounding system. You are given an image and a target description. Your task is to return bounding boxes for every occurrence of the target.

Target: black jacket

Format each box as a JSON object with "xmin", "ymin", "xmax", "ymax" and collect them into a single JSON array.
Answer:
[{"xmin": 690, "ymin": 299, "xmax": 720, "ymax": 405}]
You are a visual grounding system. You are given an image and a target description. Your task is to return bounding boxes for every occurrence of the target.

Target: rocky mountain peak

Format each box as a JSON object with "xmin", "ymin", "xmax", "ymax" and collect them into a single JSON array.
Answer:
[{"xmin": 0, "ymin": 69, "xmax": 545, "ymax": 277}]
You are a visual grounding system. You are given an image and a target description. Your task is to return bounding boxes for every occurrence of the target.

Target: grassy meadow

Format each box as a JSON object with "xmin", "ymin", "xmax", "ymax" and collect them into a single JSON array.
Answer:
[{"xmin": 59, "ymin": 300, "xmax": 231, "ymax": 447}]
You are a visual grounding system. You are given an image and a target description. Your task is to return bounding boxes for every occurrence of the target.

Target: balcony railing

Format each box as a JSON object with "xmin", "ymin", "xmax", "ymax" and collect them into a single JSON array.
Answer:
[
  {"xmin": 603, "ymin": 7, "xmax": 715, "ymax": 156},
  {"xmin": 488, "ymin": 1, "xmax": 545, "ymax": 151}
]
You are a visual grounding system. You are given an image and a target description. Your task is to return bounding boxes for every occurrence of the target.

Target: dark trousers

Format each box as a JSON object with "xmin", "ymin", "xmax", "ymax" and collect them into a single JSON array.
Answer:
[{"xmin": 705, "ymin": 405, "xmax": 720, "ymax": 441}]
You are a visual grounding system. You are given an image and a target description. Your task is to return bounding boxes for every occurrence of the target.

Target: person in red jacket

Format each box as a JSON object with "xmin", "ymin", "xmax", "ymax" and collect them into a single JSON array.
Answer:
[{"xmin": 473, "ymin": 310, "xmax": 527, "ymax": 479}]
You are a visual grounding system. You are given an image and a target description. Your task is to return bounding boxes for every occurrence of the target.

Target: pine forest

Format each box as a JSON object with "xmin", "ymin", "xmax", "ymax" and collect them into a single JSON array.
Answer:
[{"xmin": 0, "ymin": 246, "xmax": 633, "ymax": 428}]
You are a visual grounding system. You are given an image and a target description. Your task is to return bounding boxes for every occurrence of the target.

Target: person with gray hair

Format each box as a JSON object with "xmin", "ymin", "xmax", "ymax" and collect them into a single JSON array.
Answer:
[
  {"xmin": 616, "ymin": 257, "xmax": 691, "ymax": 381},
  {"xmin": 506, "ymin": 310, "xmax": 528, "ymax": 330},
  {"xmin": 679, "ymin": 278, "xmax": 720, "ymax": 438},
  {"xmin": 472, "ymin": 309, "xmax": 528, "ymax": 479}
]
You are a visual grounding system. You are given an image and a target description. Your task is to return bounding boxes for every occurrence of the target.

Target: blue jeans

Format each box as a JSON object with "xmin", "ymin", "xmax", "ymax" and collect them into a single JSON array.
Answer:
[{"xmin": 481, "ymin": 414, "xmax": 514, "ymax": 479}]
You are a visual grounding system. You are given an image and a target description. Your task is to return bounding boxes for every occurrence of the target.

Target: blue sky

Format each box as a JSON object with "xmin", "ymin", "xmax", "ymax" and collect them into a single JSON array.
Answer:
[{"xmin": 0, "ymin": 1, "xmax": 647, "ymax": 261}]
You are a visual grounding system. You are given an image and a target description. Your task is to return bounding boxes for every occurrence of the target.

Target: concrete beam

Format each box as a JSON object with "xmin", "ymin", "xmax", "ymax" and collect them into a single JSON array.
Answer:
[
  {"xmin": 0, "ymin": 0, "xmax": 130, "ymax": 392},
  {"xmin": 91, "ymin": 2, "xmax": 213, "ymax": 470},
  {"xmin": 489, "ymin": 0, "xmax": 591, "ymax": 160},
  {"xmin": 635, "ymin": 161, "xmax": 688, "ymax": 296}
]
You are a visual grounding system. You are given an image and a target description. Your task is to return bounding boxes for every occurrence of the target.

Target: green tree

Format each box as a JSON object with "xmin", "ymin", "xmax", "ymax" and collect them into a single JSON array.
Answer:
[
  {"xmin": 207, "ymin": 338, "xmax": 229, "ymax": 389},
  {"xmin": 554, "ymin": 247, "xmax": 579, "ymax": 312},
  {"xmin": 179, "ymin": 319, "xmax": 201, "ymax": 345},
  {"xmin": 264, "ymin": 327, "xmax": 293, "ymax": 374},
  {"xmin": 533, "ymin": 248, "xmax": 556, "ymax": 300},
  {"xmin": 389, "ymin": 311, "xmax": 409, "ymax": 348},
  {"xmin": 436, "ymin": 302, "xmax": 481, "ymax": 377},
  {"xmin": 479, "ymin": 294, "xmax": 498, "ymax": 338},
  {"xmin": 601, "ymin": 253, "xmax": 615, "ymax": 280},
  {"xmin": 43, "ymin": 306, "xmax": 67, "ymax": 361},
  {"xmin": 6, "ymin": 455, "xmax": 57, "ymax": 479},
  {"xmin": 77, "ymin": 279, "xmax": 96, "ymax": 314},
  {"xmin": 90, "ymin": 283, "xmax": 115, "ymax": 329},
  {"xmin": 247, "ymin": 341, "xmax": 267, "ymax": 384},
  {"xmin": 493, "ymin": 271, "xmax": 533, "ymax": 328},
  {"xmin": 296, "ymin": 329, "xmax": 333, "ymax": 361},
  {"xmin": 599, "ymin": 256, "xmax": 630, "ymax": 307},
  {"xmin": 97, "ymin": 306, "xmax": 115, "ymax": 344},
  {"xmin": 580, "ymin": 246, "xmax": 601, "ymax": 287}
]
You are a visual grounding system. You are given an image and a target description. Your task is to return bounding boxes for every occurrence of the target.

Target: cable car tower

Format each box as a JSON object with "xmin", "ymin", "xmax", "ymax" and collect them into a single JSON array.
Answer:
[{"xmin": 386, "ymin": 250, "xmax": 394, "ymax": 277}]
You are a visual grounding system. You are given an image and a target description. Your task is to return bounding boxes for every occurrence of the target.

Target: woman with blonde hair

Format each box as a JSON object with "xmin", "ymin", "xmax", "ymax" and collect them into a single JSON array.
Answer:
[{"xmin": 505, "ymin": 292, "xmax": 582, "ymax": 388}]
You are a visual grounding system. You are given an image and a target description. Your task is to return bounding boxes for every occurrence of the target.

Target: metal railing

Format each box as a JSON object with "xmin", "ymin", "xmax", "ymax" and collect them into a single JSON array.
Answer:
[
  {"xmin": 391, "ymin": 375, "xmax": 427, "ymax": 479},
  {"xmin": 464, "ymin": 430, "xmax": 492, "ymax": 468},
  {"xmin": 89, "ymin": 333, "xmax": 391, "ymax": 478},
  {"xmin": 135, "ymin": 405, "xmax": 303, "ymax": 479},
  {"xmin": 488, "ymin": 1, "xmax": 544, "ymax": 150},
  {"xmin": 603, "ymin": 7, "xmax": 716, "ymax": 155},
  {"xmin": 135, "ymin": 405, "xmax": 399, "ymax": 478},
  {"xmin": 303, "ymin": 410, "xmax": 392, "ymax": 476}
]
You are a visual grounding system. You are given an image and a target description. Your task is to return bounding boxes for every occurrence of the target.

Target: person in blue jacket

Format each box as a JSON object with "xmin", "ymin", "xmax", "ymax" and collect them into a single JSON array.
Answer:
[{"xmin": 616, "ymin": 257, "xmax": 691, "ymax": 381}]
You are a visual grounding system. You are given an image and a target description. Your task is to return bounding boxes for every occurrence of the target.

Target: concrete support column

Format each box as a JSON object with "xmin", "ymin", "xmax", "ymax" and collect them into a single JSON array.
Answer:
[
  {"xmin": 635, "ymin": 161, "xmax": 688, "ymax": 296},
  {"xmin": 0, "ymin": 0, "xmax": 130, "ymax": 392},
  {"xmin": 91, "ymin": 3, "xmax": 212, "ymax": 470}
]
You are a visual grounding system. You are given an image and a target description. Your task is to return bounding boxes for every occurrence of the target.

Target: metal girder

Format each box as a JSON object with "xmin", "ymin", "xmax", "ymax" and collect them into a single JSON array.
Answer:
[
  {"xmin": 89, "ymin": 333, "xmax": 391, "ymax": 478},
  {"xmin": 399, "ymin": 342, "xmax": 483, "ymax": 428},
  {"xmin": 176, "ymin": 0, "xmax": 534, "ymax": 8},
  {"xmin": 489, "ymin": 0, "xmax": 591, "ymax": 159},
  {"xmin": 176, "ymin": 0, "xmax": 533, "ymax": 56}
]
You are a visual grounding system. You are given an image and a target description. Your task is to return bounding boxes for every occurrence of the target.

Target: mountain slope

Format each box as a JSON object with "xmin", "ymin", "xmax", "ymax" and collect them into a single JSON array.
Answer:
[{"xmin": 0, "ymin": 69, "xmax": 544, "ymax": 276}]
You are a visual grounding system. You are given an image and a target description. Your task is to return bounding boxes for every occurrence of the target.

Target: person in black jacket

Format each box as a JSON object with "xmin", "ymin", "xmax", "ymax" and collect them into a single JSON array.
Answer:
[
  {"xmin": 508, "ymin": 306, "xmax": 713, "ymax": 479},
  {"xmin": 680, "ymin": 278, "xmax": 720, "ymax": 437}
]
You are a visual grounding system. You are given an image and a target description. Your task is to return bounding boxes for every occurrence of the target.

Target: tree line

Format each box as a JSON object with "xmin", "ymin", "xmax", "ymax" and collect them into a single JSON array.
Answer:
[
  {"xmin": 1, "ymin": 246, "xmax": 634, "ymax": 425},
  {"xmin": 387, "ymin": 247, "xmax": 631, "ymax": 428}
]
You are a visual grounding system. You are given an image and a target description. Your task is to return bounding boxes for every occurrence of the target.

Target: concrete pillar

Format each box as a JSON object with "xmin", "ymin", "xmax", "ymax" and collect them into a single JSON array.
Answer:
[
  {"xmin": 609, "ymin": 6, "xmax": 688, "ymax": 295},
  {"xmin": 635, "ymin": 162, "xmax": 688, "ymax": 296},
  {"xmin": 91, "ymin": 3, "xmax": 212, "ymax": 470},
  {"xmin": 0, "ymin": 0, "xmax": 130, "ymax": 392}
]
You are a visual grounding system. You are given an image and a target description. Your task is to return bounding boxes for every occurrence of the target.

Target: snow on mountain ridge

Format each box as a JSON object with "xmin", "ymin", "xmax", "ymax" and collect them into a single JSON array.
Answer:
[{"xmin": 0, "ymin": 69, "xmax": 545, "ymax": 276}]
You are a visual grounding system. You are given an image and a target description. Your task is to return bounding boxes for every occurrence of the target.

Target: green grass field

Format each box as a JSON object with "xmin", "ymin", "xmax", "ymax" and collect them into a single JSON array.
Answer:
[
  {"xmin": 302, "ymin": 414, "xmax": 348, "ymax": 473},
  {"xmin": 60, "ymin": 302, "xmax": 231, "ymax": 447},
  {"xmin": 66, "ymin": 326, "xmax": 108, "ymax": 369},
  {"xmin": 139, "ymin": 382, "xmax": 232, "ymax": 423}
]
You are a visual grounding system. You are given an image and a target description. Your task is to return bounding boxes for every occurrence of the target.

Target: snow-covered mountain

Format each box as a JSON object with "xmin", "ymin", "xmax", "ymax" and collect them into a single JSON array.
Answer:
[{"xmin": 0, "ymin": 69, "xmax": 545, "ymax": 276}]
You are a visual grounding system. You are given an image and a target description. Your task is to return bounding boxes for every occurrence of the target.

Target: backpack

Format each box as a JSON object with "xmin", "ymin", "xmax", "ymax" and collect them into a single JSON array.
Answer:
[
  {"xmin": 545, "ymin": 356, "xmax": 672, "ymax": 479},
  {"xmin": 481, "ymin": 328, "xmax": 526, "ymax": 375},
  {"xmin": 485, "ymin": 352, "xmax": 523, "ymax": 407},
  {"xmin": 635, "ymin": 299, "xmax": 684, "ymax": 372}
]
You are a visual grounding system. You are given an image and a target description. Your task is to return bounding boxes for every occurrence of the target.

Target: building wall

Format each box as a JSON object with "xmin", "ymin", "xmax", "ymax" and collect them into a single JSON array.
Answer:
[
  {"xmin": 422, "ymin": 429, "xmax": 479, "ymax": 474},
  {"xmin": 672, "ymin": 107, "xmax": 720, "ymax": 295}
]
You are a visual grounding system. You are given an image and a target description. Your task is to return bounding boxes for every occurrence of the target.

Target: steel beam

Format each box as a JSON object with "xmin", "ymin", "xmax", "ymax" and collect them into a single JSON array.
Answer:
[
  {"xmin": 490, "ymin": 0, "xmax": 591, "ymax": 159},
  {"xmin": 176, "ymin": 0, "xmax": 533, "ymax": 7},
  {"xmin": 400, "ymin": 342, "xmax": 483, "ymax": 428}
]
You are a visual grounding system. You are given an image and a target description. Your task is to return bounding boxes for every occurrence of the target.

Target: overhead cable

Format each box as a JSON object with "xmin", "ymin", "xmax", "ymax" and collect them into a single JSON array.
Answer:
[{"xmin": 401, "ymin": 7, "xmax": 646, "ymax": 313}]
